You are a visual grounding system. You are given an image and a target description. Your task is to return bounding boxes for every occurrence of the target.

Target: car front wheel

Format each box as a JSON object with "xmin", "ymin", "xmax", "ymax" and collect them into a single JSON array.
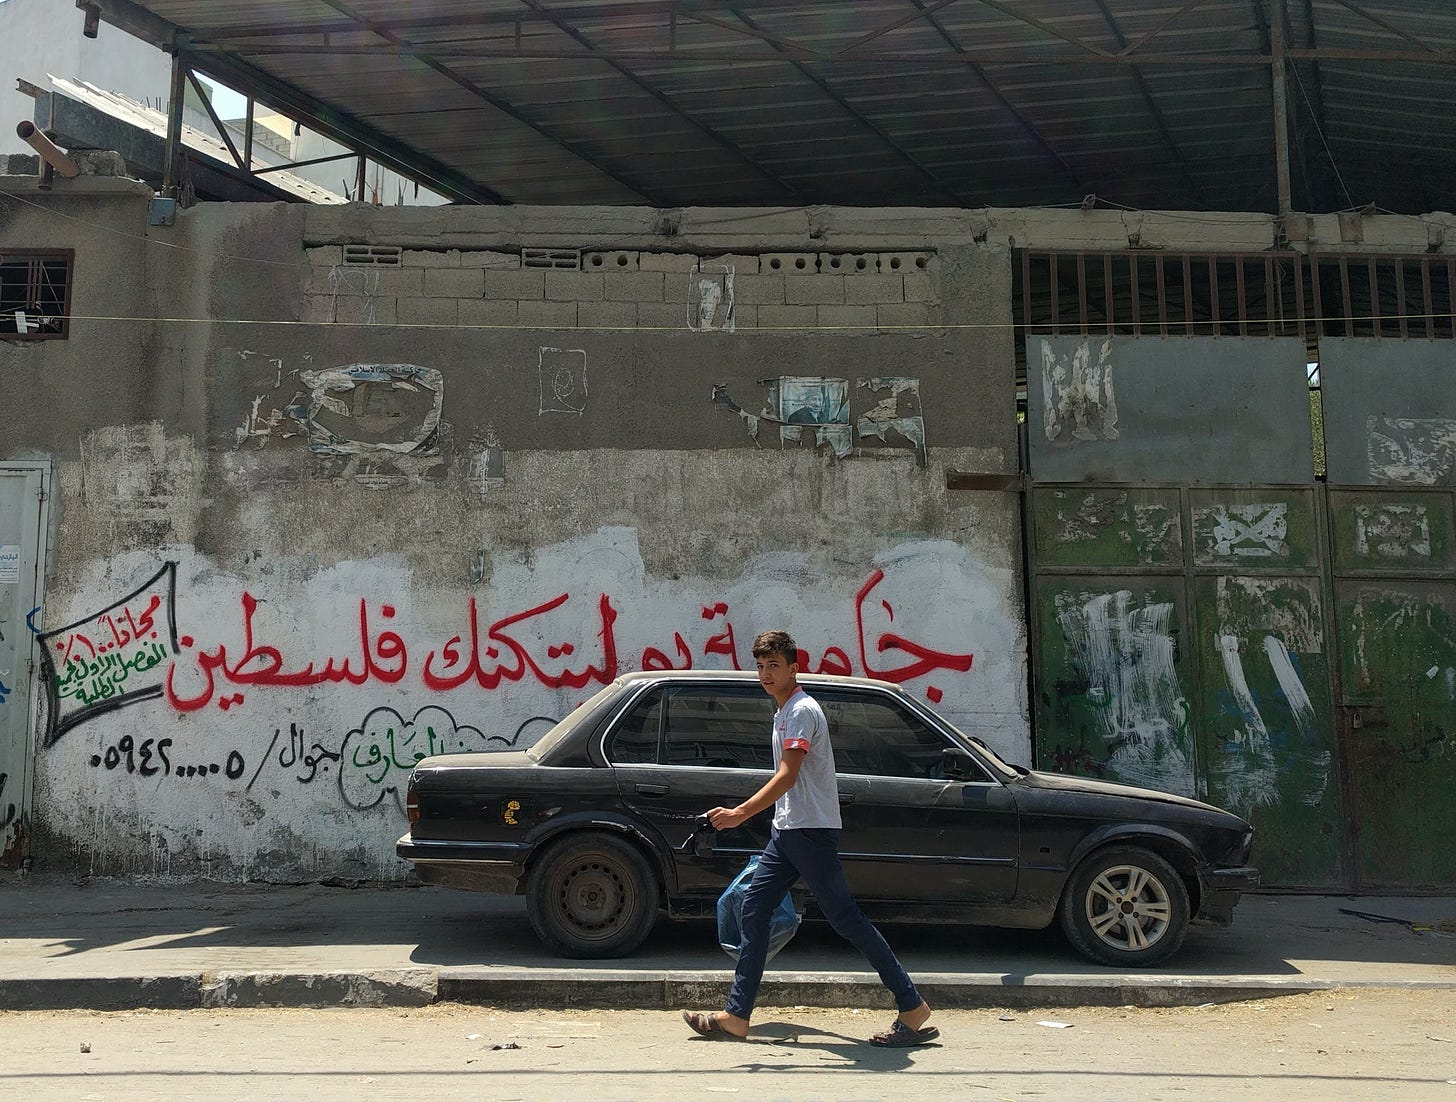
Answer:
[
  {"xmin": 526, "ymin": 832, "xmax": 659, "ymax": 959},
  {"xmin": 1058, "ymin": 845, "xmax": 1190, "ymax": 967}
]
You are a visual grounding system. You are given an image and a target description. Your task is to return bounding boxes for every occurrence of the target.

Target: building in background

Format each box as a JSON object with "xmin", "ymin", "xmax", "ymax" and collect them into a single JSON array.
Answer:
[{"xmin": 0, "ymin": 0, "xmax": 444, "ymax": 204}]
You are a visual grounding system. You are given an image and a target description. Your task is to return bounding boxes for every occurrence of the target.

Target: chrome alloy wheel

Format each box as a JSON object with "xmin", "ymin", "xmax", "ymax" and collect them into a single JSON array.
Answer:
[{"xmin": 1083, "ymin": 863, "xmax": 1174, "ymax": 952}]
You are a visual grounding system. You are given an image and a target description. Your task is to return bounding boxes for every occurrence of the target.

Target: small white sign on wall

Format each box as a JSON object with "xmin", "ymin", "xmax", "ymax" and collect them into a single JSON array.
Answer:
[{"xmin": 0, "ymin": 545, "xmax": 20, "ymax": 584}]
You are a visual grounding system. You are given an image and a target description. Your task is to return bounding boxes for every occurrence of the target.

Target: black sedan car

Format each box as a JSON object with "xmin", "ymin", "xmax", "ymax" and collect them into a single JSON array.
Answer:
[{"xmin": 397, "ymin": 671, "xmax": 1258, "ymax": 967}]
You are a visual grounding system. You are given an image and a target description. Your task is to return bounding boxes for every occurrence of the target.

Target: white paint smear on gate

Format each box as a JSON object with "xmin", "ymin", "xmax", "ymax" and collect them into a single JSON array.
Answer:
[
  {"xmin": 1054, "ymin": 590, "xmax": 1193, "ymax": 796},
  {"xmin": 1213, "ymin": 632, "xmax": 1330, "ymax": 814}
]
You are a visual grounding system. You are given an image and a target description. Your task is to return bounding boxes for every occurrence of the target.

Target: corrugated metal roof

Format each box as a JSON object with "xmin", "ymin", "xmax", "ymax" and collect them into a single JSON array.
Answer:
[{"xmin": 86, "ymin": 0, "xmax": 1456, "ymax": 211}]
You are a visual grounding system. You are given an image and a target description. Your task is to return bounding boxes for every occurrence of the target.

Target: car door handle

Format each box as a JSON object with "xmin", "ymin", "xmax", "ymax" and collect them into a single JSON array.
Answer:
[
  {"xmin": 839, "ymin": 794, "xmax": 856, "ymax": 806},
  {"xmin": 635, "ymin": 783, "xmax": 670, "ymax": 797}
]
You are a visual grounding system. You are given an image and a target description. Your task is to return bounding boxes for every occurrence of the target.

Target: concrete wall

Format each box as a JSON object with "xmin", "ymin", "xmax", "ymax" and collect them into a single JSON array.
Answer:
[{"xmin": 1, "ymin": 186, "xmax": 1028, "ymax": 880}]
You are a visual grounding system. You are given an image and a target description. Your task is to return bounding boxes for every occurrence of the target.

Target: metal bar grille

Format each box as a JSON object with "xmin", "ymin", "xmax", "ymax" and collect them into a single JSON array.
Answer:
[
  {"xmin": 1014, "ymin": 250, "xmax": 1456, "ymax": 378},
  {"xmin": 0, "ymin": 250, "xmax": 72, "ymax": 339}
]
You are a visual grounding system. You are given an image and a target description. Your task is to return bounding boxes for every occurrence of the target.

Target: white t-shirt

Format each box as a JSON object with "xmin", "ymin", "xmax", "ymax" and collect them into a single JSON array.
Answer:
[{"xmin": 772, "ymin": 688, "xmax": 842, "ymax": 831}]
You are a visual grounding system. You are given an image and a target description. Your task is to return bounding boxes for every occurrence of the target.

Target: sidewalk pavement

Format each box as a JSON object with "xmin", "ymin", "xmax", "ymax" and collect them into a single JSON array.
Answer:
[{"xmin": 1, "ymin": 877, "xmax": 1452, "ymax": 1012}]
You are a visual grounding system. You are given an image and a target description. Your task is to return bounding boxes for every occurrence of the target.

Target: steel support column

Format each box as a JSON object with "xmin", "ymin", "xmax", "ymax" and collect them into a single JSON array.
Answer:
[
  {"xmin": 161, "ymin": 50, "xmax": 187, "ymax": 197},
  {"xmin": 1270, "ymin": 0, "xmax": 1294, "ymax": 217}
]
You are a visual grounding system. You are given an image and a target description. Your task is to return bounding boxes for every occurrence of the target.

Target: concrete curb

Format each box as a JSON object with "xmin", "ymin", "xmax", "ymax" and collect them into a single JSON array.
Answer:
[{"xmin": 5, "ymin": 968, "xmax": 1454, "ymax": 1012}]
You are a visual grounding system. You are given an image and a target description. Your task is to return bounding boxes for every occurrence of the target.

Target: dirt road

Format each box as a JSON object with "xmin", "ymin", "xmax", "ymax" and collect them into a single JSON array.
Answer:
[{"xmin": 3, "ymin": 987, "xmax": 1453, "ymax": 1100}]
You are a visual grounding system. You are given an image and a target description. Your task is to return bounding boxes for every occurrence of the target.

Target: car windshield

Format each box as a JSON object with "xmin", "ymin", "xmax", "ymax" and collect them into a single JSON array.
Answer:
[{"xmin": 525, "ymin": 682, "xmax": 622, "ymax": 762}]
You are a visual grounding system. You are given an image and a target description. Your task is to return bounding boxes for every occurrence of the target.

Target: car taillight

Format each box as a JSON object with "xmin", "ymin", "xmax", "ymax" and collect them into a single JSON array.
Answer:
[{"xmin": 406, "ymin": 785, "xmax": 419, "ymax": 827}]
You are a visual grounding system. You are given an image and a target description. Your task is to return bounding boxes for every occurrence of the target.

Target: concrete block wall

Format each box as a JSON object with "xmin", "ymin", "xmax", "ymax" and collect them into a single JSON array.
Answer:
[{"xmin": 301, "ymin": 245, "xmax": 943, "ymax": 335}]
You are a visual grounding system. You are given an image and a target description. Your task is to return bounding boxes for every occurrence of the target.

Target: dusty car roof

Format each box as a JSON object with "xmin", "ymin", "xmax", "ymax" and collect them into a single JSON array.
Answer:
[{"xmin": 615, "ymin": 669, "xmax": 901, "ymax": 691}]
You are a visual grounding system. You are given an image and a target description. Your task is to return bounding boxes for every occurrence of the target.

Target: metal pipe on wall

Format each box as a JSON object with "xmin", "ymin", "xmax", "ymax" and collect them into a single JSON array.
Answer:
[{"xmin": 15, "ymin": 121, "xmax": 81, "ymax": 177}]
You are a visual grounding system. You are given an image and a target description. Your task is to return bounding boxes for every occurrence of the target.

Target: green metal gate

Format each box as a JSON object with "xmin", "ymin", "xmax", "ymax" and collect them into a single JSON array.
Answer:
[
  {"xmin": 1026, "ymin": 335, "xmax": 1346, "ymax": 888},
  {"xmin": 1321, "ymin": 339, "xmax": 1456, "ymax": 890}
]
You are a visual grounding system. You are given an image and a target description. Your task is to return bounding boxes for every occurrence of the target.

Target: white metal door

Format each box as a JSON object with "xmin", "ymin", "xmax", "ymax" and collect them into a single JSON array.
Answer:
[{"xmin": 0, "ymin": 463, "xmax": 49, "ymax": 867}]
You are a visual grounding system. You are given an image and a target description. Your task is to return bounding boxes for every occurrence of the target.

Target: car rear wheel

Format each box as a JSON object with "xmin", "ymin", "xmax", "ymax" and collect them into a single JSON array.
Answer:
[
  {"xmin": 1058, "ymin": 845, "xmax": 1190, "ymax": 967},
  {"xmin": 526, "ymin": 832, "xmax": 659, "ymax": 959}
]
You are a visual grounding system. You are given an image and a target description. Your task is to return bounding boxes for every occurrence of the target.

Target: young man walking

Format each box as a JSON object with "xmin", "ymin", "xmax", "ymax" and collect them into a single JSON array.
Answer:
[{"xmin": 682, "ymin": 629, "xmax": 937, "ymax": 1047}]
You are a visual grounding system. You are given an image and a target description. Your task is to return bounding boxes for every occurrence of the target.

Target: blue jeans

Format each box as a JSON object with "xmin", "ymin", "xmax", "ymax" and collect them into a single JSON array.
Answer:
[{"xmin": 724, "ymin": 827, "xmax": 922, "ymax": 1020}]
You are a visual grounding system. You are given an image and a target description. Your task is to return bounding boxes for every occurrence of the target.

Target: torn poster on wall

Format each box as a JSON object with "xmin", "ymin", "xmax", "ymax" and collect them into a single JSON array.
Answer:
[
  {"xmin": 1041, "ymin": 337, "xmax": 1119, "ymax": 443},
  {"xmin": 1366, "ymin": 416, "xmax": 1456, "ymax": 485},
  {"xmin": 281, "ymin": 363, "xmax": 447, "ymax": 489},
  {"xmin": 857, "ymin": 377, "xmax": 927, "ymax": 466},
  {"xmin": 289, "ymin": 364, "xmax": 444, "ymax": 457},
  {"xmin": 688, "ymin": 263, "xmax": 736, "ymax": 332},
  {"xmin": 712, "ymin": 376, "xmax": 926, "ymax": 466}
]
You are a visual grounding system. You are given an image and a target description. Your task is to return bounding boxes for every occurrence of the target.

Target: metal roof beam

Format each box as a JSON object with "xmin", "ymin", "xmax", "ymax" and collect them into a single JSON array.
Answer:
[
  {"xmin": 81, "ymin": 0, "xmax": 509, "ymax": 202},
  {"xmin": 1115, "ymin": 0, "xmax": 1212, "ymax": 57},
  {"xmin": 1091, "ymin": 0, "xmax": 1211, "ymax": 208},
  {"xmin": 970, "ymin": 0, "xmax": 1113, "ymax": 57},
  {"xmin": 1322, "ymin": 0, "xmax": 1448, "ymax": 55},
  {"xmin": 833, "ymin": 0, "xmax": 964, "ymax": 57},
  {"xmin": 313, "ymin": 0, "xmax": 660, "ymax": 204},
  {"xmin": 675, "ymin": 9, "xmax": 820, "ymax": 56},
  {"xmin": 517, "ymin": 0, "xmax": 808, "ymax": 202},
  {"xmin": 174, "ymin": 49, "xmax": 508, "ymax": 204},
  {"xmin": 913, "ymin": 1, "xmax": 1090, "ymax": 199},
  {"xmin": 728, "ymin": 7, "xmax": 975, "ymax": 205},
  {"xmin": 183, "ymin": 42, "xmax": 1456, "ymax": 65},
  {"xmin": 198, "ymin": 1, "xmax": 822, "ymax": 42}
]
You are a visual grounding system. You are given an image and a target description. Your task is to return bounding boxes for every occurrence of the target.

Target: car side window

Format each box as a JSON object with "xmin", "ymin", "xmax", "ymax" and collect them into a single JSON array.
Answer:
[
  {"xmin": 605, "ymin": 687, "xmax": 663, "ymax": 764},
  {"xmin": 663, "ymin": 685, "xmax": 774, "ymax": 770},
  {"xmin": 818, "ymin": 690, "xmax": 985, "ymax": 782}
]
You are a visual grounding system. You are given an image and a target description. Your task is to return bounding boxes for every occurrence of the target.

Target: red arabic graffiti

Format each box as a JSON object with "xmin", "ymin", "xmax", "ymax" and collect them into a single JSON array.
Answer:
[
  {"xmin": 166, "ymin": 590, "xmax": 621, "ymax": 713},
  {"xmin": 854, "ymin": 567, "xmax": 974, "ymax": 696},
  {"xmin": 421, "ymin": 593, "xmax": 619, "ymax": 692},
  {"xmin": 163, "ymin": 567, "xmax": 974, "ymax": 713}
]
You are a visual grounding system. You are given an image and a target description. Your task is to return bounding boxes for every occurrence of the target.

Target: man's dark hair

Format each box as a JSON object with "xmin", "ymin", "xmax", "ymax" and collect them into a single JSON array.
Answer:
[{"xmin": 751, "ymin": 630, "xmax": 797, "ymax": 664}]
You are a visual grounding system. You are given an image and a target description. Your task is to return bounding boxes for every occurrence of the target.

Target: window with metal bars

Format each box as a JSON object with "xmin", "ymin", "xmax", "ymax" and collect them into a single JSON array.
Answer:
[{"xmin": 0, "ymin": 250, "xmax": 73, "ymax": 339}]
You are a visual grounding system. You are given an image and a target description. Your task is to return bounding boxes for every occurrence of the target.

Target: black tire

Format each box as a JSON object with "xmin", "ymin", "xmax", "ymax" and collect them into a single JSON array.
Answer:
[
  {"xmin": 1058, "ymin": 845, "xmax": 1190, "ymax": 967},
  {"xmin": 526, "ymin": 832, "xmax": 659, "ymax": 959}
]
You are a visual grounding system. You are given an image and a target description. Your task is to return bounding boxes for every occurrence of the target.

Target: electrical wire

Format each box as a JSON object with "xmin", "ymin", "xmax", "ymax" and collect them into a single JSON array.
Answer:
[
  {"xmin": 1289, "ymin": 62, "xmax": 1355, "ymax": 211},
  {"xmin": 8, "ymin": 310, "xmax": 1451, "ymax": 333}
]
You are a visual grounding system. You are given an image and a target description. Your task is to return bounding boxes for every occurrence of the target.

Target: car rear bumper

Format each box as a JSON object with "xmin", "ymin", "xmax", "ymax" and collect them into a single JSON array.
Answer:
[
  {"xmin": 1195, "ymin": 864, "xmax": 1261, "ymax": 926},
  {"xmin": 396, "ymin": 834, "xmax": 528, "ymax": 894}
]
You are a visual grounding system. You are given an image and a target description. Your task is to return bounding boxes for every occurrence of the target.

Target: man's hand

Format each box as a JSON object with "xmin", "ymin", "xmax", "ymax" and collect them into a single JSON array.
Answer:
[
  {"xmin": 706, "ymin": 805, "xmax": 748, "ymax": 830},
  {"xmin": 703, "ymin": 749, "xmax": 805, "ymax": 832}
]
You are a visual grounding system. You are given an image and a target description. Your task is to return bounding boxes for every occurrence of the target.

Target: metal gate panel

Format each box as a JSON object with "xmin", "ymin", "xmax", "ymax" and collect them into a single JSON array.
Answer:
[
  {"xmin": 1322, "ymin": 340, "xmax": 1456, "ymax": 889},
  {"xmin": 1321, "ymin": 339, "xmax": 1456, "ymax": 487},
  {"xmin": 1189, "ymin": 488, "xmax": 1321, "ymax": 572},
  {"xmin": 1192, "ymin": 573, "xmax": 1343, "ymax": 886},
  {"xmin": 1026, "ymin": 335, "xmax": 1345, "ymax": 887},
  {"xmin": 1330, "ymin": 491, "xmax": 1454, "ymax": 573},
  {"xmin": 1028, "ymin": 336, "xmax": 1313, "ymax": 485},
  {"xmin": 0, "ymin": 464, "xmax": 48, "ymax": 867},
  {"xmin": 1031, "ymin": 487, "xmax": 1183, "ymax": 569},
  {"xmin": 1334, "ymin": 579, "xmax": 1456, "ymax": 888},
  {"xmin": 1186, "ymin": 486, "xmax": 1343, "ymax": 885},
  {"xmin": 1032, "ymin": 575, "xmax": 1198, "ymax": 799}
]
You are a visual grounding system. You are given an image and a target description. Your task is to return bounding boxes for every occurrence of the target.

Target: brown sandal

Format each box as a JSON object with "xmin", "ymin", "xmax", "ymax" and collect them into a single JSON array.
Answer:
[
  {"xmin": 870, "ymin": 1019, "xmax": 940, "ymax": 1047},
  {"xmin": 682, "ymin": 1010, "xmax": 746, "ymax": 1040}
]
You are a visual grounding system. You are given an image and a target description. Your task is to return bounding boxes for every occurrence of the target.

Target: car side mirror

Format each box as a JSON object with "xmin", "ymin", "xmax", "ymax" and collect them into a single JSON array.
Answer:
[{"xmin": 942, "ymin": 746, "xmax": 977, "ymax": 779}]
